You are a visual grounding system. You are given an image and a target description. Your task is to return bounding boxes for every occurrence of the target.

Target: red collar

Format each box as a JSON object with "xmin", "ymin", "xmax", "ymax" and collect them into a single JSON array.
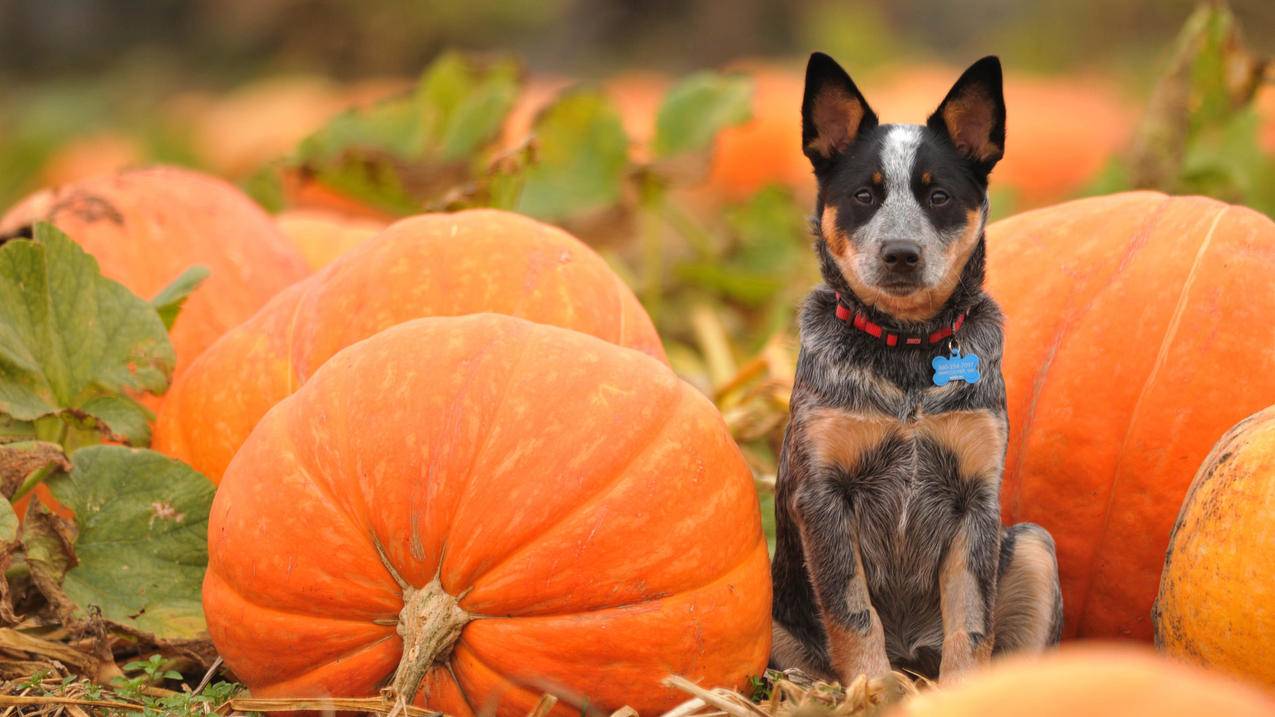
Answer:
[{"xmin": 834, "ymin": 292, "xmax": 966, "ymax": 347}]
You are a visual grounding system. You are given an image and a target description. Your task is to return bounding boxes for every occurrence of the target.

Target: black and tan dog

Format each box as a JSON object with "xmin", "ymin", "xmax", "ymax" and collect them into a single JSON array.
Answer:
[{"xmin": 770, "ymin": 53, "xmax": 1063, "ymax": 684}]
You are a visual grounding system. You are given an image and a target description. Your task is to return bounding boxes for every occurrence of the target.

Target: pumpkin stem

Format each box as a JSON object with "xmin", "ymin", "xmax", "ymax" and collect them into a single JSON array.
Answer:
[{"xmin": 385, "ymin": 576, "xmax": 471, "ymax": 716}]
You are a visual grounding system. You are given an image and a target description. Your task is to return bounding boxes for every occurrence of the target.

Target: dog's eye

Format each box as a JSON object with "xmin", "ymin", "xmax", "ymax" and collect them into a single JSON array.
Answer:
[
  {"xmin": 853, "ymin": 188, "xmax": 874, "ymax": 205},
  {"xmin": 929, "ymin": 189, "xmax": 950, "ymax": 206}
]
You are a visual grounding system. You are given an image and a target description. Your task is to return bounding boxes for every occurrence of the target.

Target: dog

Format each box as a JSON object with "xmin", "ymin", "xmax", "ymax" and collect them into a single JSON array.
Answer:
[{"xmin": 769, "ymin": 52, "xmax": 1063, "ymax": 685}]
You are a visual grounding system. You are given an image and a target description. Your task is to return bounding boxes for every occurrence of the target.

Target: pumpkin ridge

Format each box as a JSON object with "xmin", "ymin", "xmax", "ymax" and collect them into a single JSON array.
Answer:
[
  {"xmin": 251, "ymin": 631, "xmax": 403, "ymax": 695},
  {"xmin": 1004, "ymin": 195, "xmax": 1175, "ymax": 520},
  {"xmin": 436, "ymin": 329, "xmax": 535, "ymax": 587},
  {"xmin": 259, "ymin": 633, "xmax": 399, "ymax": 691},
  {"xmin": 458, "ymin": 378, "xmax": 687, "ymax": 595},
  {"xmin": 282, "ymin": 281, "xmax": 312, "ymax": 394},
  {"xmin": 449, "ymin": 642, "xmax": 538, "ymax": 715},
  {"xmin": 1073, "ymin": 202, "xmax": 1229, "ymax": 635},
  {"xmin": 470, "ymin": 535, "xmax": 767, "ymax": 619},
  {"xmin": 208, "ymin": 561, "xmax": 399, "ymax": 625}
]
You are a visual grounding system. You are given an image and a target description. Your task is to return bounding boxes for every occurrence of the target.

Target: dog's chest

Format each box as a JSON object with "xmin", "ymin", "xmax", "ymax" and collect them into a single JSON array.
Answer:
[{"xmin": 801, "ymin": 386, "xmax": 1006, "ymax": 568}]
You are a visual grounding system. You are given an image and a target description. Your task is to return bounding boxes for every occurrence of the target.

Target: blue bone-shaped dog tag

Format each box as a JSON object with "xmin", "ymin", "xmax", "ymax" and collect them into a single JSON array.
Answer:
[{"xmin": 932, "ymin": 349, "xmax": 981, "ymax": 386}]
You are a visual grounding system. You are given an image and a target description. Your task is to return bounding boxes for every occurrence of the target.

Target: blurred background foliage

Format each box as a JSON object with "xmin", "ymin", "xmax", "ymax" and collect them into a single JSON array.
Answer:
[{"xmin": 2, "ymin": 1, "xmax": 1273, "ymax": 540}]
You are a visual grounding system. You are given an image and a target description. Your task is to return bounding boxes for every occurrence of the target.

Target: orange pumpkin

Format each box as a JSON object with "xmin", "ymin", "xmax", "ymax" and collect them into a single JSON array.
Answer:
[
  {"xmin": 896, "ymin": 644, "xmax": 1275, "ymax": 717},
  {"xmin": 275, "ymin": 208, "xmax": 386, "ymax": 270},
  {"xmin": 203, "ymin": 314, "xmax": 771, "ymax": 716},
  {"xmin": 871, "ymin": 65, "xmax": 1135, "ymax": 209},
  {"xmin": 704, "ymin": 61, "xmax": 809, "ymax": 202},
  {"xmin": 986, "ymin": 191, "xmax": 1275, "ymax": 640},
  {"xmin": 153, "ymin": 209, "xmax": 665, "ymax": 482},
  {"xmin": 39, "ymin": 131, "xmax": 143, "ymax": 186},
  {"xmin": 0, "ymin": 166, "xmax": 310, "ymax": 381},
  {"xmin": 1259, "ymin": 84, "xmax": 1275, "ymax": 155},
  {"xmin": 1155, "ymin": 405, "xmax": 1275, "ymax": 688}
]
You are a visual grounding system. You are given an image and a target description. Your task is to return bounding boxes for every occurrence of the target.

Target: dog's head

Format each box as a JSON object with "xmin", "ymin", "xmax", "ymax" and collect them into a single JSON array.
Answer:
[{"xmin": 802, "ymin": 52, "xmax": 1005, "ymax": 322}]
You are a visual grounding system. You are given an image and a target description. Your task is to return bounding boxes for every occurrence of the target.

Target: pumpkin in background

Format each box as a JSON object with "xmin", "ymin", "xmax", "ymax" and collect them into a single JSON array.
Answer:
[
  {"xmin": 1259, "ymin": 84, "xmax": 1275, "ymax": 155},
  {"xmin": 1155, "ymin": 405, "xmax": 1275, "ymax": 688},
  {"xmin": 896, "ymin": 644, "xmax": 1275, "ymax": 717},
  {"xmin": 153, "ymin": 209, "xmax": 666, "ymax": 482},
  {"xmin": 0, "ymin": 165, "xmax": 310, "ymax": 381},
  {"xmin": 203, "ymin": 314, "xmax": 771, "ymax": 716},
  {"xmin": 703, "ymin": 61, "xmax": 808, "ymax": 202},
  {"xmin": 275, "ymin": 209, "xmax": 387, "ymax": 270},
  {"xmin": 39, "ymin": 131, "xmax": 143, "ymax": 186},
  {"xmin": 985, "ymin": 191, "xmax": 1275, "ymax": 641},
  {"xmin": 871, "ymin": 65, "xmax": 1135, "ymax": 209}
]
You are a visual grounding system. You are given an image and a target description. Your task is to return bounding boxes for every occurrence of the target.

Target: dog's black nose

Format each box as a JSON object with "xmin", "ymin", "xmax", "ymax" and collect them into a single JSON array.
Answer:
[{"xmin": 880, "ymin": 241, "xmax": 922, "ymax": 272}]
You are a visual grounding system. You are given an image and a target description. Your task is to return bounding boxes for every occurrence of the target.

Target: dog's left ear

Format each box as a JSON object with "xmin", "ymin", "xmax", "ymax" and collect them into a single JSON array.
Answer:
[{"xmin": 927, "ymin": 56, "xmax": 1006, "ymax": 171}]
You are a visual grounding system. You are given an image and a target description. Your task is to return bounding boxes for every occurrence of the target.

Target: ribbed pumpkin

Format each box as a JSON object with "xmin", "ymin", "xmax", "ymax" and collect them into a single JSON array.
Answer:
[
  {"xmin": 0, "ymin": 166, "xmax": 310, "ymax": 380},
  {"xmin": 1155, "ymin": 405, "xmax": 1275, "ymax": 688},
  {"xmin": 153, "ymin": 209, "xmax": 665, "ymax": 482},
  {"xmin": 275, "ymin": 209, "xmax": 386, "ymax": 270},
  {"xmin": 203, "ymin": 314, "xmax": 771, "ymax": 716},
  {"xmin": 896, "ymin": 645, "xmax": 1275, "ymax": 717},
  {"xmin": 986, "ymin": 191, "xmax": 1275, "ymax": 640}
]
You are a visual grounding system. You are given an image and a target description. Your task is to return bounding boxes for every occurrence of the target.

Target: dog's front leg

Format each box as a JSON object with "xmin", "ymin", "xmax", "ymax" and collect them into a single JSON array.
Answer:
[
  {"xmin": 794, "ymin": 478, "xmax": 891, "ymax": 682},
  {"xmin": 937, "ymin": 508, "xmax": 1000, "ymax": 683}
]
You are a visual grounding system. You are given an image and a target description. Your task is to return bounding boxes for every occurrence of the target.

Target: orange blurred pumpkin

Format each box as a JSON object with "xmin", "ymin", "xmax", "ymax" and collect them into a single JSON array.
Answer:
[
  {"xmin": 275, "ymin": 208, "xmax": 386, "ymax": 270},
  {"xmin": 986, "ymin": 191, "xmax": 1275, "ymax": 641},
  {"xmin": 1258, "ymin": 84, "xmax": 1275, "ymax": 155},
  {"xmin": 871, "ymin": 65, "xmax": 1135, "ymax": 209},
  {"xmin": 1155, "ymin": 405, "xmax": 1275, "ymax": 688},
  {"xmin": 704, "ymin": 61, "xmax": 809, "ymax": 202},
  {"xmin": 0, "ymin": 166, "xmax": 310, "ymax": 381},
  {"xmin": 203, "ymin": 314, "xmax": 771, "ymax": 716},
  {"xmin": 153, "ymin": 209, "xmax": 665, "ymax": 482},
  {"xmin": 39, "ymin": 132, "xmax": 143, "ymax": 186},
  {"xmin": 896, "ymin": 644, "xmax": 1275, "ymax": 717}
]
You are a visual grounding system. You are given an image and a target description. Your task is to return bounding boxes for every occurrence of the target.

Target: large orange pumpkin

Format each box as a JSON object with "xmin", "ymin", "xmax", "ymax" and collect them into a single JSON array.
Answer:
[
  {"xmin": 0, "ymin": 166, "xmax": 310, "ymax": 381},
  {"xmin": 986, "ymin": 191, "xmax": 1275, "ymax": 640},
  {"xmin": 896, "ymin": 644, "xmax": 1275, "ymax": 717},
  {"xmin": 1155, "ymin": 405, "xmax": 1275, "ymax": 688},
  {"xmin": 153, "ymin": 209, "xmax": 665, "ymax": 482},
  {"xmin": 203, "ymin": 314, "xmax": 771, "ymax": 716}
]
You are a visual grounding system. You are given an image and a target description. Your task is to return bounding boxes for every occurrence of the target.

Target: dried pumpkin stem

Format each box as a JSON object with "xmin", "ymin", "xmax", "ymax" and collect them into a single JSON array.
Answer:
[
  {"xmin": 372, "ymin": 537, "xmax": 471, "ymax": 717},
  {"xmin": 387, "ymin": 577, "xmax": 471, "ymax": 714}
]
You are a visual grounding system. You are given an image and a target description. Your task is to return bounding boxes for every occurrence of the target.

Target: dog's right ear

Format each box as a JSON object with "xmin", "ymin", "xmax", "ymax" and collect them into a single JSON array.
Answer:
[{"xmin": 802, "ymin": 52, "xmax": 878, "ymax": 171}]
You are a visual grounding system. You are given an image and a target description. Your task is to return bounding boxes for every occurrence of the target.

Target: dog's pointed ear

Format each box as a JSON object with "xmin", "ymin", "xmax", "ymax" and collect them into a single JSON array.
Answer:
[
  {"xmin": 927, "ymin": 56, "xmax": 1006, "ymax": 170},
  {"xmin": 802, "ymin": 52, "xmax": 878, "ymax": 170}
]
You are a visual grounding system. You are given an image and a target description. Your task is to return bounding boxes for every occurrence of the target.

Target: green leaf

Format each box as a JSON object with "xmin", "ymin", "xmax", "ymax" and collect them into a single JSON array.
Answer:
[
  {"xmin": 47, "ymin": 446, "xmax": 214, "ymax": 639},
  {"xmin": 416, "ymin": 52, "xmax": 522, "ymax": 161},
  {"xmin": 652, "ymin": 72, "xmax": 753, "ymax": 158},
  {"xmin": 0, "ymin": 497, "xmax": 16, "ymax": 544},
  {"xmin": 290, "ymin": 52, "xmax": 520, "ymax": 214},
  {"xmin": 513, "ymin": 89, "xmax": 631, "ymax": 221},
  {"xmin": 0, "ymin": 223, "xmax": 175, "ymax": 421},
  {"xmin": 79, "ymin": 395, "xmax": 154, "ymax": 446},
  {"xmin": 238, "ymin": 165, "xmax": 285, "ymax": 213},
  {"xmin": 150, "ymin": 266, "xmax": 211, "ymax": 332}
]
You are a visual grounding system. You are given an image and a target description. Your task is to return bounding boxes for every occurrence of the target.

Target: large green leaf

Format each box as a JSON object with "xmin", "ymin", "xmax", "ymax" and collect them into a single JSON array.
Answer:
[
  {"xmin": 47, "ymin": 446, "xmax": 213, "ymax": 639},
  {"xmin": 512, "ymin": 89, "xmax": 631, "ymax": 221},
  {"xmin": 652, "ymin": 72, "xmax": 753, "ymax": 159},
  {"xmin": 0, "ymin": 224, "xmax": 174, "ymax": 421},
  {"xmin": 291, "ymin": 52, "xmax": 520, "ymax": 214}
]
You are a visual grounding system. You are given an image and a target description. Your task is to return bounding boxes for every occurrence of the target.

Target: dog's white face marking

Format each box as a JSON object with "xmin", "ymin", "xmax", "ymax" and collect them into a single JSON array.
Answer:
[{"xmin": 847, "ymin": 125, "xmax": 971, "ymax": 294}]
